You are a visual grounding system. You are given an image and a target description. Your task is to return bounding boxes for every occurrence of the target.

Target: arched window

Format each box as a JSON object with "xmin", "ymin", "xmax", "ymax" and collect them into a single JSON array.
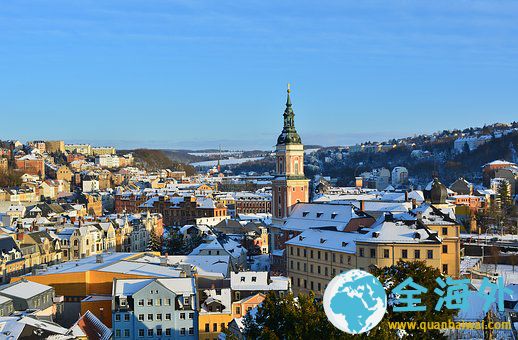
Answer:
[
  {"xmin": 294, "ymin": 161, "xmax": 299, "ymax": 175},
  {"xmin": 73, "ymin": 240, "xmax": 78, "ymax": 246}
]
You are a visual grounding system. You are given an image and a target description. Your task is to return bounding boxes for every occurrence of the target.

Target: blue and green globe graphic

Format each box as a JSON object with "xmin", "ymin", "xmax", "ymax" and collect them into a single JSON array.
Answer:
[{"xmin": 323, "ymin": 269, "xmax": 387, "ymax": 334}]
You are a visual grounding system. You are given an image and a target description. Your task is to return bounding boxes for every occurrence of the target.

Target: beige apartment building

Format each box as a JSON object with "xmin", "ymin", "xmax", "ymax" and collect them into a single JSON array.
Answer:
[{"xmin": 286, "ymin": 204, "xmax": 460, "ymax": 297}]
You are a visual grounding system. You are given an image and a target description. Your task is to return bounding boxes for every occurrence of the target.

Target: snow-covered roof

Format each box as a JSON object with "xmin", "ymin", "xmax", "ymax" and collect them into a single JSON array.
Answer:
[
  {"xmin": 135, "ymin": 254, "xmax": 230, "ymax": 278},
  {"xmin": 281, "ymin": 203, "xmax": 360, "ymax": 232},
  {"xmin": 285, "ymin": 229, "xmax": 360, "ymax": 253},
  {"xmin": 0, "ymin": 280, "xmax": 53, "ymax": 299},
  {"xmin": 114, "ymin": 277, "xmax": 195, "ymax": 296},
  {"xmin": 230, "ymin": 272, "xmax": 289, "ymax": 291}
]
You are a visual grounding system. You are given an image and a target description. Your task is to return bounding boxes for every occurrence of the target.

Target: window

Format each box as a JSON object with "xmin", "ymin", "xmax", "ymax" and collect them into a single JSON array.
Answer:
[
  {"xmin": 297, "ymin": 248, "xmax": 300, "ymax": 256},
  {"xmin": 147, "ymin": 314, "xmax": 153, "ymax": 321},
  {"xmin": 221, "ymin": 323, "xmax": 226, "ymax": 331},
  {"xmin": 166, "ymin": 329, "xmax": 171, "ymax": 336},
  {"xmin": 236, "ymin": 306, "xmax": 241, "ymax": 315},
  {"xmin": 325, "ymin": 252, "xmax": 328, "ymax": 261},
  {"xmin": 115, "ymin": 314, "xmax": 121, "ymax": 321},
  {"xmin": 442, "ymin": 245, "xmax": 448, "ymax": 254},
  {"xmin": 165, "ymin": 298, "xmax": 171, "ymax": 306},
  {"xmin": 370, "ymin": 249, "xmax": 376, "ymax": 258},
  {"xmin": 138, "ymin": 329, "xmax": 144, "ymax": 337},
  {"xmin": 317, "ymin": 266, "xmax": 321, "ymax": 274},
  {"xmin": 180, "ymin": 313, "xmax": 186, "ymax": 319},
  {"xmin": 311, "ymin": 281, "xmax": 314, "ymax": 290},
  {"xmin": 181, "ymin": 327, "xmax": 187, "ymax": 335},
  {"xmin": 124, "ymin": 313, "xmax": 130, "ymax": 321},
  {"xmin": 325, "ymin": 267, "xmax": 328, "ymax": 276},
  {"xmin": 189, "ymin": 327, "xmax": 194, "ymax": 335},
  {"xmin": 310, "ymin": 250, "xmax": 314, "ymax": 258},
  {"xmin": 383, "ymin": 249, "xmax": 389, "ymax": 258},
  {"xmin": 165, "ymin": 313, "xmax": 171, "ymax": 320},
  {"xmin": 156, "ymin": 298, "xmax": 162, "ymax": 306},
  {"xmin": 310, "ymin": 264, "xmax": 313, "ymax": 273},
  {"xmin": 402, "ymin": 249, "xmax": 408, "ymax": 258},
  {"xmin": 303, "ymin": 249, "xmax": 307, "ymax": 257},
  {"xmin": 157, "ymin": 314, "xmax": 162, "ymax": 321},
  {"xmin": 147, "ymin": 299, "xmax": 153, "ymax": 306},
  {"xmin": 115, "ymin": 330, "xmax": 121, "ymax": 337},
  {"xmin": 213, "ymin": 323, "xmax": 218, "ymax": 332},
  {"xmin": 138, "ymin": 299, "xmax": 144, "ymax": 306},
  {"xmin": 297, "ymin": 278, "xmax": 300, "ymax": 287},
  {"xmin": 427, "ymin": 250, "xmax": 433, "ymax": 259},
  {"xmin": 318, "ymin": 282, "xmax": 321, "ymax": 291},
  {"xmin": 442, "ymin": 227, "xmax": 448, "ymax": 236},
  {"xmin": 184, "ymin": 297, "xmax": 189, "ymax": 305},
  {"xmin": 138, "ymin": 314, "xmax": 144, "ymax": 321},
  {"xmin": 204, "ymin": 323, "xmax": 209, "ymax": 332},
  {"xmin": 147, "ymin": 329, "xmax": 153, "ymax": 337},
  {"xmin": 359, "ymin": 248, "xmax": 364, "ymax": 257},
  {"xmin": 157, "ymin": 329, "xmax": 162, "ymax": 336},
  {"xmin": 189, "ymin": 312, "xmax": 194, "ymax": 319},
  {"xmin": 124, "ymin": 330, "xmax": 130, "ymax": 337},
  {"xmin": 318, "ymin": 251, "xmax": 321, "ymax": 259},
  {"xmin": 442, "ymin": 264, "xmax": 448, "ymax": 274}
]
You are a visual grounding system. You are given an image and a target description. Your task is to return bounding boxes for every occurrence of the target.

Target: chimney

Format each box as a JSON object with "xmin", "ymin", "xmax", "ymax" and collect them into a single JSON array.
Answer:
[
  {"xmin": 404, "ymin": 191, "xmax": 409, "ymax": 202},
  {"xmin": 160, "ymin": 255, "xmax": 168, "ymax": 266},
  {"xmin": 359, "ymin": 200, "xmax": 365, "ymax": 212},
  {"xmin": 355, "ymin": 177, "xmax": 363, "ymax": 188},
  {"xmin": 96, "ymin": 254, "xmax": 104, "ymax": 263}
]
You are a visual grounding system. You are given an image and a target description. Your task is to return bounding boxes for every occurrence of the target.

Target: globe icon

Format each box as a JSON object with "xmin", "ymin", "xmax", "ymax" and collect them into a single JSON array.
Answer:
[{"xmin": 323, "ymin": 269, "xmax": 387, "ymax": 334}]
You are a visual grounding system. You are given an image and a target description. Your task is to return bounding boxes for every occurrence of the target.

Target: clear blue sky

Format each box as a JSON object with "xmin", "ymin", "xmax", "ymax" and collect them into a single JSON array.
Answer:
[{"xmin": 1, "ymin": 1, "xmax": 517, "ymax": 150}]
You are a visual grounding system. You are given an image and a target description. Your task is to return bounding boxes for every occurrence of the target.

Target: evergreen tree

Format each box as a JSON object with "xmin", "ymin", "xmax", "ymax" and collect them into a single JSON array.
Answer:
[
  {"xmin": 497, "ymin": 181, "xmax": 512, "ymax": 216},
  {"xmin": 245, "ymin": 291, "xmax": 352, "ymax": 339},
  {"xmin": 182, "ymin": 234, "xmax": 203, "ymax": 254},
  {"xmin": 165, "ymin": 231, "xmax": 185, "ymax": 255},
  {"xmin": 370, "ymin": 260, "xmax": 458, "ymax": 339},
  {"xmin": 146, "ymin": 226, "xmax": 162, "ymax": 252}
]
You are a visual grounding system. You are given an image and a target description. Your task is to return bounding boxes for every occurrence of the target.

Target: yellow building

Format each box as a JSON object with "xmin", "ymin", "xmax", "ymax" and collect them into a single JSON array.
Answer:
[{"xmin": 286, "ymin": 204, "xmax": 461, "ymax": 297}]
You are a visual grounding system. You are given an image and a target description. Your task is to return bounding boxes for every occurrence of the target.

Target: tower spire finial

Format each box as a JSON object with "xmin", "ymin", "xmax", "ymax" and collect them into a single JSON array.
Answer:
[{"xmin": 287, "ymin": 82, "xmax": 291, "ymax": 94}]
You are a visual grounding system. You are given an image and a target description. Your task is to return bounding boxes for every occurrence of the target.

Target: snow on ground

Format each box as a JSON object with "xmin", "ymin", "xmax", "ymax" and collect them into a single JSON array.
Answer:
[
  {"xmin": 191, "ymin": 157, "xmax": 264, "ymax": 167},
  {"xmin": 479, "ymin": 264, "xmax": 518, "ymax": 285},
  {"xmin": 250, "ymin": 254, "xmax": 270, "ymax": 271}
]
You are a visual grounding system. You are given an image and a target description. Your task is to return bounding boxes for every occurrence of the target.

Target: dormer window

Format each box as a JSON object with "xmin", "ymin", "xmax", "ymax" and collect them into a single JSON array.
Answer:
[
  {"xmin": 302, "ymin": 212, "xmax": 309, "ymax": 217},
  {"xmin": 341, "ymin": 242, "xmax": 347, "ymax": 247},
  {"xmin": 331, "ymin": 213, "xmax": 337, "ymax": 219},
  {"xmin": 251, "ymin": 277, "xmax": 257, "ymax": 282},
  {"xmin": 299, "ymin": 235, "xmax": 304, "ymax": 241},
  {"xmin": 316, "ymin": 212, "xmax": 323, "ymax": 218},
  {"xmin": 320, "ymin": 238, "xmax": 326, "ymax": 244},
  {"xmin": 240, "ymin": 277, "xmax": 245, "ymax": 282}
]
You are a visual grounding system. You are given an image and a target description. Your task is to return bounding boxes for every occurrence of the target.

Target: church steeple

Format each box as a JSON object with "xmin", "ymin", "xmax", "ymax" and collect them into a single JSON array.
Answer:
[{"xmin": 277, "ymin": 83, "xmax": 302, "ymax": 146}]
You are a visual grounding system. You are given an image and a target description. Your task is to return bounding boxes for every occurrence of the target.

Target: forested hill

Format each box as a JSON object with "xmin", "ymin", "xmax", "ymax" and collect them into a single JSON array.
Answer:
[{"xmin": 118, "ymin": 149, "xmax": 196, "ymax": 175}]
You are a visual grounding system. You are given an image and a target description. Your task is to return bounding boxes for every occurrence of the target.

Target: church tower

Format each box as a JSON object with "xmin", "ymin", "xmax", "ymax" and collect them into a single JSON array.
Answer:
[{"xmin": 271, "ymin": 84, "xmax": 309, "ymax": 226}]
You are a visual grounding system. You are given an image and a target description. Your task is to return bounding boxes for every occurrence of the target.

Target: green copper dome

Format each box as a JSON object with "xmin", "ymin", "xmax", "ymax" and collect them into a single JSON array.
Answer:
[{"xmin": 277, "ymin": 86, "xmax": 302, "ymax": 145}]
